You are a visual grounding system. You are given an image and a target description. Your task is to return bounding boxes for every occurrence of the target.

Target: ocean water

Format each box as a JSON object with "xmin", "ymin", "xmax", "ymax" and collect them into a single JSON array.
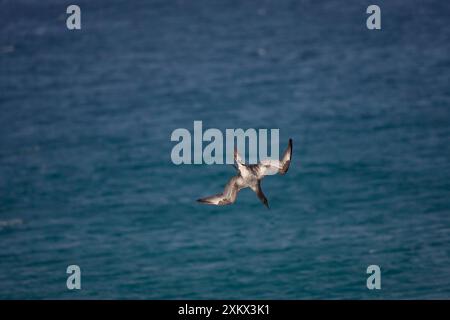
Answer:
[{"xmin": 1, "ymin": 0, "xmax": 450, "ymax": 299}]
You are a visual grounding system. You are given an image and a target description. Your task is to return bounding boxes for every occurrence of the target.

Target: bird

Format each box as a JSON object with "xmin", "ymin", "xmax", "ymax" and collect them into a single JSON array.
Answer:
[{"xmin": 197, "ymin": 139, "xmax": 293, "ymax": 209}]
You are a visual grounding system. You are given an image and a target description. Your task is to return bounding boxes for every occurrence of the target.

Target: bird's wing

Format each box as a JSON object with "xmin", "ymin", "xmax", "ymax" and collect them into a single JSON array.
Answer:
[
  {"xmin": 233, "ymin": 147, "xmax": 247, "ymax": 174},
  {"xmin": 257, "ymin": 138, "xmax": 293, "ymax": 177},
  {"xmin": 234, "ymin": 148, "xmax": 244, "ymax": 165},
  {"xmin": 197, "ymin": 176, "xmax": 243, "ymax": 206},
  {"xmin": 253, "ymin": 182, "xmax": 269, "ymax": 209},
  {"xmin": 279, "ymin": 138, "xmax": 293, "ymax": 174}
]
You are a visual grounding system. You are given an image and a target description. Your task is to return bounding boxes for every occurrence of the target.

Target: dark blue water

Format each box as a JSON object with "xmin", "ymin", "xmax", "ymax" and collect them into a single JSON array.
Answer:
[{"xmin": 1, "ymin": 0, "xmax": 450, "ymax": 299}]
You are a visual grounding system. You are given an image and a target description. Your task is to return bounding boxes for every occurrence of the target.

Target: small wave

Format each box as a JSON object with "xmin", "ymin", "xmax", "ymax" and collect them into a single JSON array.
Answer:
[
  {"xmin": 0, "ymin": 45, "xmax": 15, "ymax": 54},
  {"xmin": 0, "ymin": 218, "xmax": 23, "ymax": 228}
]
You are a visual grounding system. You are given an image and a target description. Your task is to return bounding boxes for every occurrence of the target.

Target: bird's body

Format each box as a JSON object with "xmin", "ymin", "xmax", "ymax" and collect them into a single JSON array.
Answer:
[{"xmin": 197, "ymin": 139, "xmax": 293, "ymax": 208}]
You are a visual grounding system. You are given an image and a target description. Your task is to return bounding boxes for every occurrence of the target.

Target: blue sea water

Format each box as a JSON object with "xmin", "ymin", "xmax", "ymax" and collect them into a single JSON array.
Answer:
[{"xmin": 1, "ymin": 0, "xmax": 450, "ymax": 299}]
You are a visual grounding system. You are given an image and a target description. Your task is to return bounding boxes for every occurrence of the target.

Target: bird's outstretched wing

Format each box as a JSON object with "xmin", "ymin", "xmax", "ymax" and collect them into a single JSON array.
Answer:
[
  {"xmin": 257, "ymin": 138, "xmax": 293, "ymax": 177},
  {"xmin": 197, "ymin": 176, "xmax": 243, "ymax": 206}
]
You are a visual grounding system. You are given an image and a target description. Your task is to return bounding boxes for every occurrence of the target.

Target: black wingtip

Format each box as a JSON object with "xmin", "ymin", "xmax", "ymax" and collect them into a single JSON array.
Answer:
[
  {"xmin": 198, "ymin": 198, "xmax": 213, "ymax": 205},
  {"xmin": 289, "ymin": 138, "xmax": 293, "ymax": 158}
]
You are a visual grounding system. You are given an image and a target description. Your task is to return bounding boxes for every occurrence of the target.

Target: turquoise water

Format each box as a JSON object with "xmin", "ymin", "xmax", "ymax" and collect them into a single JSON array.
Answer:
[{"xmin": 1, "ymin": 0, "xmax": 449, "ymax": 299}]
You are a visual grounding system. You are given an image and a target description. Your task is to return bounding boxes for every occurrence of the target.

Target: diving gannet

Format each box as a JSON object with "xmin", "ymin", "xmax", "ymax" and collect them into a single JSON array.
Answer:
[{"xmin": 197, "ymin": 139, "xmax": 293, "ymax": 209}]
